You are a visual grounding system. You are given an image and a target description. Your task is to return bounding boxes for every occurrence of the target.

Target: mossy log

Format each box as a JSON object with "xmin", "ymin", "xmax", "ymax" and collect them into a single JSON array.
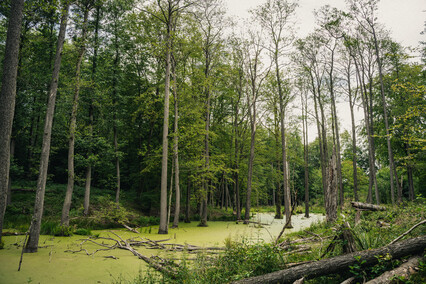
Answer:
[{"xmin": 233, "ymin": 235, "xmax": 426, "ymax": 284}]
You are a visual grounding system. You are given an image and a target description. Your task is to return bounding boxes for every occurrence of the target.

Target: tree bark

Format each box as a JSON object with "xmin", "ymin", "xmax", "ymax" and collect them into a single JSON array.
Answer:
[
  {"xmin": 0, "ymin": 0, "xmax": 24, "ymax": 244},
  {"xmin": 346, "ymin": 60, "xmax": 359, "ymax": 202},
  {"xmin": 158, "ymin": 8, "xmax": 173, "ymax": 235},
  {"xmin": 172, "ymin": 62, "xmax": 180, "ymax": 229},
  {"xmin": 61, "ymin": 6, "xmax": 89, "ymax": 227},
  {"xmin": 25, "ymin": 2, "xmax": 70, "ymax": 252},
  {"xmin": 233, "ymin": 235, "xmax": 426, "ymax": 284},
  {"xmin": 7, "ymin": 139, "xmax": 15, "ymax": 206},
  {"xmin": 325, "ymin": 149, "xmax": 338, "ymax": 223}
]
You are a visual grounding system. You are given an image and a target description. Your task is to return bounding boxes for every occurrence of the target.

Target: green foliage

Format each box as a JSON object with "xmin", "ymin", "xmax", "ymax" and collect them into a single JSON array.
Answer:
[
  {"xmin": 40, "ymin": 221, "xmax": 73, "ymax": 236},
  {"xmin": 136, "ymin": 216, "xmax": 160, "ymax": 227},
  {"xmin": 173, "ymin": 240, "xmax": 285, "ymax": 283},
  {"xmin": 73, "ymin": 228, "xmax": 92, "ymax": 236}
]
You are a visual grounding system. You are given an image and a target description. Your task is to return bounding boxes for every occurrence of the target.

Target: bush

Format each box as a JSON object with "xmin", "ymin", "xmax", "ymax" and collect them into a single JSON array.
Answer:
[
  {"xmin": 136, "ymin": 216, "xmax": 160, "ymax": 227},
  {"xmin": 74, "ymin": 228, "xmax": 92, "ymax": 236},
  {"xmin": 40, "ymin": 221, "xmax": 73, "ymax": 236},
  {"xmin": 0, "ymin": 239, "xmax": 4, "ymax": 249},
  {"xmin": 175, "ymin": 240, "xmax": 285, "ymax": 283}
]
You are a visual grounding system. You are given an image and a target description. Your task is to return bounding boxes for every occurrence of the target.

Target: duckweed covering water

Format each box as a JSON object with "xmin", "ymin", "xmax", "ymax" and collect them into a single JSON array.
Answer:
[{"xmin": 0, "ymin": 214, "xmax": 325, "ymax": 283}]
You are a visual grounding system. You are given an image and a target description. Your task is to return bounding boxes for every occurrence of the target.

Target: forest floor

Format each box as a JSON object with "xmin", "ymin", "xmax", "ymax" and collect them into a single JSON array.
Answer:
[{"xmin": 0, "ymin": 214, "xmax": 324, "ymax": 284}]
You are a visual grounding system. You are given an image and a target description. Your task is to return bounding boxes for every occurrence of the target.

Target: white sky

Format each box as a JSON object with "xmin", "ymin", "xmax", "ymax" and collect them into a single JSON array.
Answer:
[{"xmin": 223, "ymin": 0, "xmax": 426, "ymax": 142}]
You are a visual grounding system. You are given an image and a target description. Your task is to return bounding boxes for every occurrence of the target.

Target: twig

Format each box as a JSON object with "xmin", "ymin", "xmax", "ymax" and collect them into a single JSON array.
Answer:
[{"xmin": 389, "ymin": 219, "xmax": 426, "ymax": 245}]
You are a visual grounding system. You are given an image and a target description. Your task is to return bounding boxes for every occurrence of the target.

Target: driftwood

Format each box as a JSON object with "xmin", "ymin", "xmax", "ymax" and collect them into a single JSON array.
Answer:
[
  {"xmin": 365, "ymin": 255, "xmax": 422, "ymax": 284},
  {"xmin": 388, "ymin": 219, "xmax": 426, "ymax": 245},
  {"xmin": 122, "ymin": 223, "xmax": 139, "ymax": 234},
  {"xmin": 233, "ymin": 235, "xmax": 426, "ymax": 284},
  {"xmin": 351, "ymin": 202, "xmax": 386, "ymax": 211}
]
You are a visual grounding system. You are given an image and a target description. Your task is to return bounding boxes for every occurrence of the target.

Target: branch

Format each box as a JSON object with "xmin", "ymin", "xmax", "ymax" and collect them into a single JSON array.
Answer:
[{"xmin": 389, "ymin": 220, "xmax": 426, "ymax": 245}]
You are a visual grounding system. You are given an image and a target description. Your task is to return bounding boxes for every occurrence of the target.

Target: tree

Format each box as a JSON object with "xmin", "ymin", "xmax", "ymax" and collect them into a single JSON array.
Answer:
[
  {"xmin": 194, "ymin": 0, "xmax": 226, "ymax": 227},
  {"xmin": 347, "ymin": 0, "xmax": 400, "ymax": 204},
  {"xmin": 61, "ymin": 1, "xmax": 93, "ymax": 226},
  {"xmin": 254, "ymin": 0, "xmax": 297, "ymax": 226},
  {"xmin": 242, "ymin": 26, "xmax": 270, "ymax": 223},
  {"xmin": 0, "ymin": 0, "xmax": 25, "ymax": 245},
  {"xmin": 24, "ymin": 1, "xmax": 71, "ymax": 252}
]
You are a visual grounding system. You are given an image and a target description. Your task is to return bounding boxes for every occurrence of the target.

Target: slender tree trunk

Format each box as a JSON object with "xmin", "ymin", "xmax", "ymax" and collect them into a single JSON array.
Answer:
[
  {"xmin": 371, "ymin": 28, "xmax": 400, "ymax": 204},
  {"xmin": 172, "ymin": 63, "xmax": 180, "ymax": 229},
  {"xmin": 406, "ymin": 145, "xmax": 414, "ymax": 201},
  {"xmin": 0, "ymin": 0, "xmax": 24, "ymax": 244},
  {"xmin": 158, "ymin": 14, "xmax": 172, "ymax": 234},
  {"xmin": 353, "ymin": 55, "xmax": 377, "ymax": 204},
  {"xmin": 25, "ymin": 3, "xmax": 69, "ymax": 251},
  {"xmin": 234, "ymin": 99, "xmax": 241, "ymax": 220},
  {"xmin": 61, "ymin": 7, "xmax": 89, "ymax": 227},
  {"xmin": 301, "ymin": 92, "xmax": 309, "ymax": 218},
  {"xmin": 84, "ymin": 5, "xmax": 100, "ymax": 216},
  {"xmin": 347, "ymin": 63, "xmax": 359, "ymax": 201},
  {"xmin": 274, "ymin": 103, "xmax": 282, "ymax": 219},
  {"xmin": 280, "ymin": 100, "xmax": 292, "ymax": 228},
  {"xmin": 184, "ymin": 179, "xmax": 191, "ymax": 223},
  {"xmin": 244, "ymin": 89, "xmax": 256, "ymax": 223}
]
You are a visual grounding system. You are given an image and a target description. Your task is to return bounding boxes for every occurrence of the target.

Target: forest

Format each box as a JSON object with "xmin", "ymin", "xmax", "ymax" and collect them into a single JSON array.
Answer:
[{"xmin": 0, "ymin": 0, "xmax": 425, "ymax": 283}]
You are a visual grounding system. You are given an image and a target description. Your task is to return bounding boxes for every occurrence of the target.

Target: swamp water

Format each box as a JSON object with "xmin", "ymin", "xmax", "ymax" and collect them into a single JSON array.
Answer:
[{"xmin": 0, "ymin": 213, "xmax": 324, "ymax": 283}]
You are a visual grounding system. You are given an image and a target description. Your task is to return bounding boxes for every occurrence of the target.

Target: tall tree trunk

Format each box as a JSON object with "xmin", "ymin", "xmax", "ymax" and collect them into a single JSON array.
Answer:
[
  {"xmin": 25, "ymin": 3, "xmax": 70, "ymax": 251},
  {"xmin": 371, "ymin": 28, "xmax": 400, "ymax": 204},
  {"xmin": 244, "ymin": 89, "xmax": 256, "ymax": 223},
  {"xmin": 172, "ymin": 62, "xmax": 180, "ymax": 229},
  {"xmin": 234, "ymin": 98, "xmax": 241, "ymax": 221},
  {"xmin": 347, "ymin": 63, "xmax": 359, "ymax": 202},
  {"xmin": 353, "ymin": 55, "xmax": 377, "ymax": 204},
  {"xmin": 84, "ymin": 5, "xmax": 100, "ymax": 216},
  {"xmin": 199, "ymin": 87, "xmax": 211, "ymax": 227},
  {"xmin": 0, "ymin": 0, "xmax": 24, "ymax": 244},
  {"xmin": 184, "ymin": 179, "xmax": 191, "ymax": 223},
  {"xmin": 280, "ymin": 100, "xmax": 292, "ymax": 228},
  {"xmin": 158, "ymin": 18, "xmax": 172, "ymax": 234},
  {"xmin": 274, "ymin": 103, "xmax": 282, "ymax": 219},
  {"xmin": 301, "ymin": 92, "xmax": 309, "ymax": 218},
  {"xmin": 61, "ymin": 6, "xmax": 89, "ymax": 227}
]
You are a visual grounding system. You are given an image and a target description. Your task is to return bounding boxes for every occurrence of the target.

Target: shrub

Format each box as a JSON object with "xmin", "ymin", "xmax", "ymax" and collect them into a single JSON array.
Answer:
[
  {"xmin": 74, "ymin": 228, "xmax": 92, "ymax": 236},
  {"xmin": 136, "ymin": 216, "xmax": 160, "ymax": 227}
]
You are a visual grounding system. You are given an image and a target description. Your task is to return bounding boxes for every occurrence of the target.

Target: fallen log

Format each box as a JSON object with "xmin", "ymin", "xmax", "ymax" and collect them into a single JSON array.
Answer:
[
  {"xmin": 122, "ymin": 223, "xmax": 139, "ymax": 234},
  {"xmin": 351, "ymin": 202, "xmax": 386, "ymax": 211},
  {"xmin": 365, "ymin": 255, "xmax": 422, "ymax": 284},
  {"xmin": 233, "ymin": 235, "xmax": 426, "ymax": 284}
]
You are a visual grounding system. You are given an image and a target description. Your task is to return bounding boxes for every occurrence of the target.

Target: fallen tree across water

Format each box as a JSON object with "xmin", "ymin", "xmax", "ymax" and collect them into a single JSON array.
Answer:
[
  {"xmin": 65, "ymin": 231, "xmax": 225, "ymax": 278},
  {"xmin": 233, "ymin": 235, "xmax": 426, "ymax": 284}
]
